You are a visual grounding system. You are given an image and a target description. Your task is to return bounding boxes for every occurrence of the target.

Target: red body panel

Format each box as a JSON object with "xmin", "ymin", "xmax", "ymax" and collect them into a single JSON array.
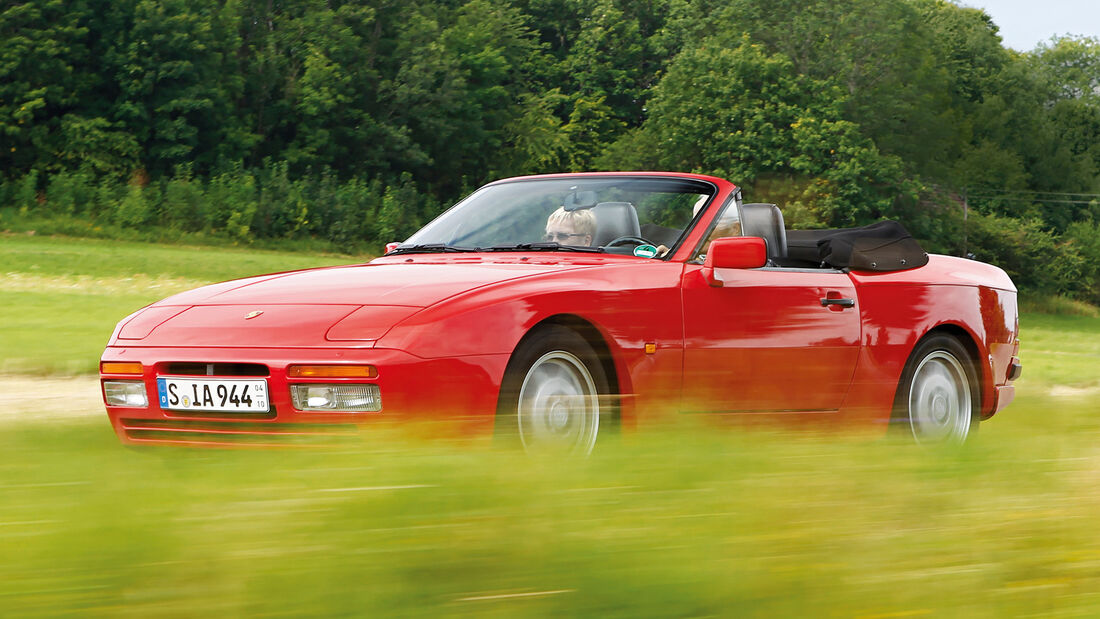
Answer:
[
  {"xmin": 681, "ymin": 265, "xmax": 861, "ymax": 414},
  {"xmin": 844, "ymin": 256, "xmax": 1019, "ymax": 424},
  {"xmin": 100, "ymin": 172, "xmax": 1019, "ymax": 446}
]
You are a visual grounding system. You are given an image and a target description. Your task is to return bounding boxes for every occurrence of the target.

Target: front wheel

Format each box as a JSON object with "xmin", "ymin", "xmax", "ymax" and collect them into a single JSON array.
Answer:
[
  {"xmin": 893, "ymin": 335, "xmax": 979, "ymax": 444},
  {"xmin": 497, "ymin": 325, "xmax": 610, "ymax": 455}
]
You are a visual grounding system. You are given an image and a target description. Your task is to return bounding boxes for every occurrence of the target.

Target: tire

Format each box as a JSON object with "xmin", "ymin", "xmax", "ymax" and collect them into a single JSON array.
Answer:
[
  {"xmin": 893, "ymin": 334, "xmax": 979, "ymax": 444},
  {"xmin": 497, "ymin": 325, "xmax": 611, "ymax": 455}
]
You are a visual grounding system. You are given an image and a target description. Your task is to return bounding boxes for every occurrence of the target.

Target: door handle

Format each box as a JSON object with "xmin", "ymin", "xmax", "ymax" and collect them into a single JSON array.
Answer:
[{"xmin": 820, "ymin": 297, "xmax": 855, "ymax": 308}]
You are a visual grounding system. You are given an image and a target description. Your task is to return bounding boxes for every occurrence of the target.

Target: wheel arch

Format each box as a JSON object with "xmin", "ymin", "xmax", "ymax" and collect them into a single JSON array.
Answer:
[
  {"xmin": 496, "ymin": 314, "xmax": 623, "ymax": 413},
  {"xmin": 903, "ymin": 323, "xmax": 987, "ymax": 414}
]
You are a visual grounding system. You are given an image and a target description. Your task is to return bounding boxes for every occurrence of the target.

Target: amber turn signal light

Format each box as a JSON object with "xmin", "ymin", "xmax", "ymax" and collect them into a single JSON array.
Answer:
[
  {"xmin": 100, "ymin": 362, "xmax": 143, "ymax": 375},
  {"xmin": 287, "ymin": 365, "xmax": 378, "ymax": 378}
]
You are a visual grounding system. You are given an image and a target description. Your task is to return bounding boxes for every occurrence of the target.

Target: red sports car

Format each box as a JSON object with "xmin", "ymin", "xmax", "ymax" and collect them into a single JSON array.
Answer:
[{"xmin": 100, "ymin": 172, "xmax": 1020, "ymax": 451}]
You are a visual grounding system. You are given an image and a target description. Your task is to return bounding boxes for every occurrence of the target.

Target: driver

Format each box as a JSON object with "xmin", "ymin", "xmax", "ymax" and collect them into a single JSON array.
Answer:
[{"xmin": 545, "ymin": 207, "xmax": 596, "ymax": 246}]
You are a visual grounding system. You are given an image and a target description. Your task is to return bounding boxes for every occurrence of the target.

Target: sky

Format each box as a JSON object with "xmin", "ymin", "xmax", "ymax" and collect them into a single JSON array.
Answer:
[{"xmin": 960, "ymin": 0, "xmax": 1100, "ymax": 51}]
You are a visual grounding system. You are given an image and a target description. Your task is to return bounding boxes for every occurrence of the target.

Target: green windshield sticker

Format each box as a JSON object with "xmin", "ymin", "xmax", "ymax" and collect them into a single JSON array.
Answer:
[{"xmin": 633, "ymin": 244, "xmax": 659, "ymax": 258}]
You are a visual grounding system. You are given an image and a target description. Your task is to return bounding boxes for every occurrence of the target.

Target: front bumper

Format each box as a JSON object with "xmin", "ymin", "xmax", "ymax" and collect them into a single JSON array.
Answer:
[{"xmin": 100, "ymin": 346, "xmax": 508, "ymax": 447}]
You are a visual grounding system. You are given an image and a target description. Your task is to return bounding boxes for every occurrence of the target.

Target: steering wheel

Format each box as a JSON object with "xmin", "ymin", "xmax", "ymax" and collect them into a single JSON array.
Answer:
[{"xmin": 603, "ymin": 236, "xmax": 653, "ymax": 248}]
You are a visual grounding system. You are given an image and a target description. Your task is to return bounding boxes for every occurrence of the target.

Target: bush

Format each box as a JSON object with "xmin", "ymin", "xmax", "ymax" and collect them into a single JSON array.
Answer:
[
  {"xmin": 93, "ymin": 176, "xmax": 124, "ymax": 222},
  {"xmin": 113, "ymin": 172, "xmax": 158, "ymax": 227},
  {"xmin": 375, "ymin": 172, "xmax": 440, "ymax": 247},
  {"xmin": 207, "ymin": 165, "xmax": 258, "ymax": 240},
  {"xmin": 14, "ymin": 171, "xmax": 40, "ymax": 212},
  {"xmin": 1063, "ymin": 220, "xmax": 1100, "ymax": 304},
  {"xmin": 325, "ymin": 176, "xmax": 385, "ymax": 252},
  {"xmin": 253, "ymin": 160, "xmax": 304, "ymax": 239},
  {"xmin": 965, "ymin": 212, "xmax": 1083, "ymax": 293},
  {"xmin": 161, "ymin": 166, "xmax": 207, "ymax": 230},
  {"xmin": 45, "ymin": 170, "xmax": 97, "ymax": 217}
]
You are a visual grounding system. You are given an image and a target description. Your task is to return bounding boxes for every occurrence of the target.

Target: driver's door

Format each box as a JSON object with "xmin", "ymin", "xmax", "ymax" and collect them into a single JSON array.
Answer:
[{"xmin": 680, "ymin": 264, "xmax": 862, "ymax": 414}]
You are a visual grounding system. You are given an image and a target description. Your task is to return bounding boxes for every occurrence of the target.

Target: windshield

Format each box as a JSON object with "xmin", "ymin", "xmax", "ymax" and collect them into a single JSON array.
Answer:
[{"xmin": 398, "ymin": 177, "xmax": 715, "ymax": 257}]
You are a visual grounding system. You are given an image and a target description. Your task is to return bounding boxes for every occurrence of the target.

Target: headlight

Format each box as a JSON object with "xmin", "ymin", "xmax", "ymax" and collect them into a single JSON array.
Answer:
[
  {"xmin": 290, "ymin": 384, "xmax": 381, "ymax": 412},
  {"xmin": 103, "ymin": 381, "xmax": 149, "ymax": 407}
]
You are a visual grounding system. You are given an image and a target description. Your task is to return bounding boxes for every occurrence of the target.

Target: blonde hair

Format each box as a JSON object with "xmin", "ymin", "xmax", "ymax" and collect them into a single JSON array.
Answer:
[{"xmin": 546, "ymin": 206, "xmax": 597, "ymax": 237}]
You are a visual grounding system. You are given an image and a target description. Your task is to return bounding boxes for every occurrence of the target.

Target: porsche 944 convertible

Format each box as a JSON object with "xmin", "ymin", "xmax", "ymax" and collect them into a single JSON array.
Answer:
[{"xmin": 100, "ymin": 172, "xmax": 1020, "ymax": 451}]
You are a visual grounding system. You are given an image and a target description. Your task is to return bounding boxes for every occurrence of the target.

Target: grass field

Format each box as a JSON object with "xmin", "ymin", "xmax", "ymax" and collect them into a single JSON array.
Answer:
[
  {"xmin": 2, "ymin": 235, "xmax": 1099, "ymax": 616},
  {"xmin": 0, "ymin": 234, "xmax": 364, "ymax": 374}
]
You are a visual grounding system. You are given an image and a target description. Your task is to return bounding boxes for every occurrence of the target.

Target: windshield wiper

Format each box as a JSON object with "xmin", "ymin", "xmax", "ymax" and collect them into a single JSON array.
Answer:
[
  {"xmin": 485, "ymin": 242, "xmax": 603, "ymax": 253},
  {"xmin": 387, "ymin": 243, "xmax": 480, "ymax": 255}
]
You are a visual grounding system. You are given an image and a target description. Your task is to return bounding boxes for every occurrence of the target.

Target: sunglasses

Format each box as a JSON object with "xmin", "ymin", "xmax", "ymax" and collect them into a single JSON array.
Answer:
[{"xmin": 544, "ymin": 232, "xmax": 585, "ymax": 242}]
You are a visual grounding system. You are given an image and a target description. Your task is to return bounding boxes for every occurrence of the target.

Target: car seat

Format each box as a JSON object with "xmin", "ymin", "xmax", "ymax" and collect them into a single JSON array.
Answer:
[
  {"xmin": 740, "ymin": 203, "xmax": 787, "ymax": 263},
  {"xmin": 592, "ymin": 202, "xmax": 642, "ymax": 246}
]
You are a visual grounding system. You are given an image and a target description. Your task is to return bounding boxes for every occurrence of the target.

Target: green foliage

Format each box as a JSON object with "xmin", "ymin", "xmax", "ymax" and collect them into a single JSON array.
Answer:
[
  {"xmin": 14, "ymin": 169, "xmax": 40, "ymax": 211},
  {"xmin": 1063, "ymin": 220, "xmax": 1100, "ymax": 304},
  {"xmin": 6, "ymin": 161, "xmax": 441, "ymax": 254},
  {"xmin": 207, "ymin": 166, "xmax": 258, "ymax": 239},
  {"xmin": 0, "ymin": 0, "xmax": 91, "ymax": 174},
  {"xmin": 965, "ymin": 213, "xmax": 1083, "ymax": 294},
  {"xmin": 160, "ymin": 165, "xmax": 205, "ymax": 230},
  {"xmin": 612, "ymin": 38, "xmax": 907, "ymax": 226},
  {"xmin": 114, "ymin": 0, "xmax": 244, "ymax": 175},
  {"xmin": 0, "ymin": 0, "xmax": 1097, "ymax": 296},
  {"xmin": 44, "ymin": 169, "xmax": 95, "ymax": 216},
  {"xmin": 55, "ymin": 115, "xmax": 141, "ymax": 177},
  {"xmin": 113, "ymin": 173, "xmax": 155, "ymax": 227}
]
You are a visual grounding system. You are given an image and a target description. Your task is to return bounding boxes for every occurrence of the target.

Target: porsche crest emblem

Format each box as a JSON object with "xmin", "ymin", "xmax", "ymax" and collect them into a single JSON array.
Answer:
[{"xmin": 244, "ymin": 310, "xmax": 264, "ymax": 320}]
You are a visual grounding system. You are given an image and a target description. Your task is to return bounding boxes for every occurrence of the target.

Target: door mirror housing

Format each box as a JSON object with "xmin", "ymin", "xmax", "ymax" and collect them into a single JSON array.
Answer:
[{"xmin": 702, "ymin": 237, "xmax": 767, "ymax": 287}]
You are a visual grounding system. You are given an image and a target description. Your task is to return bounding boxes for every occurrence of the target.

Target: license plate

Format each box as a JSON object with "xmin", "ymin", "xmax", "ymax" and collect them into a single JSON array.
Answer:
[{"xmin": 156, "ymin": 377, "xmax": 269, "ymax": 413}]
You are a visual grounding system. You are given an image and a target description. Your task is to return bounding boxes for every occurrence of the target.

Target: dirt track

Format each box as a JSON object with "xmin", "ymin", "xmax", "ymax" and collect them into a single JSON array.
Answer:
[{"xmin": 0, "ymin": 375, "xmax": 103, "ymax": 421}]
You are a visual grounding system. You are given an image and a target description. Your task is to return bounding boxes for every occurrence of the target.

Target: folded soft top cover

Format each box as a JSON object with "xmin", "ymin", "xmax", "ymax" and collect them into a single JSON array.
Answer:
[{"xmin": 785, "ymin": 220, "xmax": 929, "ymax": 272}]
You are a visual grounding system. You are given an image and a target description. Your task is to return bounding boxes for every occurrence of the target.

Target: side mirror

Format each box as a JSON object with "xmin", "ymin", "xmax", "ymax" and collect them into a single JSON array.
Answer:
[
  {"xmin": 384, "ymin": 242, "xmax": 401, "ymax": 254},
  {"xmin": 702, "ymin": 237, "xmax": 767, "ymax": 287}
]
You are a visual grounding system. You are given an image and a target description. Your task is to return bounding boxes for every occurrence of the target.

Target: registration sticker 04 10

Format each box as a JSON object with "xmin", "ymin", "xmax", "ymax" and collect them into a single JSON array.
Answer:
[{"xmin": 156, "ymin": 377, "xmax": 270, "ymax": 413}]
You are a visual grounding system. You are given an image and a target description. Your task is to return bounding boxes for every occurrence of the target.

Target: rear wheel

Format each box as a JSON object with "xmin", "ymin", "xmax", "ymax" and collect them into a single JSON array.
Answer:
[
  {"xmin": 497, "ymin": 325, "xmax": 610, "ymax": 455},
  {"xmin": 893, "ymin": 335, "xmax": 979, "ymax": 444}
]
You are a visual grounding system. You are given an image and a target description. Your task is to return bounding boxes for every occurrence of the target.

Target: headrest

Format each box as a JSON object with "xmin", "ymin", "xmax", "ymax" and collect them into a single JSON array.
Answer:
[
  {"xmin": 740, "ymin": 203, "xmax": 787, "ymax": 259},
  {"xmin": 592, "ymin": 202, "xmax": 641, "ymax": 246}
]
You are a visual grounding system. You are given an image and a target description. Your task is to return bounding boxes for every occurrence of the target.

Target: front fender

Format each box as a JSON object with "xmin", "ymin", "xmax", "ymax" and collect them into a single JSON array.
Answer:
[{"xmin": 377, "ymin": 261, "xmax": 689, "ymax": 422}]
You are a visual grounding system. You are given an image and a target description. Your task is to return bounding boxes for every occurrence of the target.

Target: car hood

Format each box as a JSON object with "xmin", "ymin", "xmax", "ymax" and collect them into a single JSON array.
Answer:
[
  {"xmin": 116, "ymin": 260, "xmax": 597, "ymax": 347},
  {"xmin": 156, "ymin": 261, "xmax": 597, "ymax": 306}
]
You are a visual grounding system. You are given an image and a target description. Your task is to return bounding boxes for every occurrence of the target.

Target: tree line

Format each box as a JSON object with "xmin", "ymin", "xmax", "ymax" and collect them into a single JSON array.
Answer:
[{"xmin": 2, "ymin": 0, "xmax": 1100, "ymax": 301}]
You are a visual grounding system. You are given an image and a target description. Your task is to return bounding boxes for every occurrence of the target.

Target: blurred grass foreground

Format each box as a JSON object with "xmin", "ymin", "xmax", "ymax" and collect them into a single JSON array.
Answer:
[
  {"xmin": 4, "ymin": 407, "xmax": 1100, "ymax": 617},
  {"xmin": 3, "ymin": 235, "xmax": 1100, "ymax": 616}
]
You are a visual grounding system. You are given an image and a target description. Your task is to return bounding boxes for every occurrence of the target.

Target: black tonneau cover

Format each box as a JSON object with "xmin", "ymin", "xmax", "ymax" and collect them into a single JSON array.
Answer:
[{"xmin": 785, "ymin": 221, "xmax": 928, "ymax": 272}]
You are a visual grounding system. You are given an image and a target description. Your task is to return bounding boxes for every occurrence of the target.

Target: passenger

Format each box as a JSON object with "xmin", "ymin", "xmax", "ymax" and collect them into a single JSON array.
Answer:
[{"xmin": 545, "ymin": 206, "xmax": 597, "ymax": 246}]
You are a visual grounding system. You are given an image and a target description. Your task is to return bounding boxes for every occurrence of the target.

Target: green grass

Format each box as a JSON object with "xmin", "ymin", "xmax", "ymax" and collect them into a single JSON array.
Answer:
[
  {"xmin": 1019, "ymin": 312, "xmax": 1100, "ymax": 388},
  {"xmin": 0, "ymin": 234, "xmax": 366, "ymax": 374},
  {"xmin": 3, "ymin": 234, "xmax": 1100, "ymax": 615},
  {"xmin": 0, "ymin": 233, "xmax": 364, "ymax": 283},
  {"xmin": 3, "ymin": 408, "xmax": 1100, "ymax": 617},
  {"xmin": 0, "ymin": 210, "xmax": 364, "ymax": 254}
]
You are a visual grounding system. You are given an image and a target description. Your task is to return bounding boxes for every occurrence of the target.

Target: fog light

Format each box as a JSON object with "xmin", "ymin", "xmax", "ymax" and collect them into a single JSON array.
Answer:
[
  {"xmin": 103, "ymin": 380, "xmax": 148, "ymax": 407},
  {"xmin": 290, "ymin": 384, "xmax": 381, "ymax": 412}
]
